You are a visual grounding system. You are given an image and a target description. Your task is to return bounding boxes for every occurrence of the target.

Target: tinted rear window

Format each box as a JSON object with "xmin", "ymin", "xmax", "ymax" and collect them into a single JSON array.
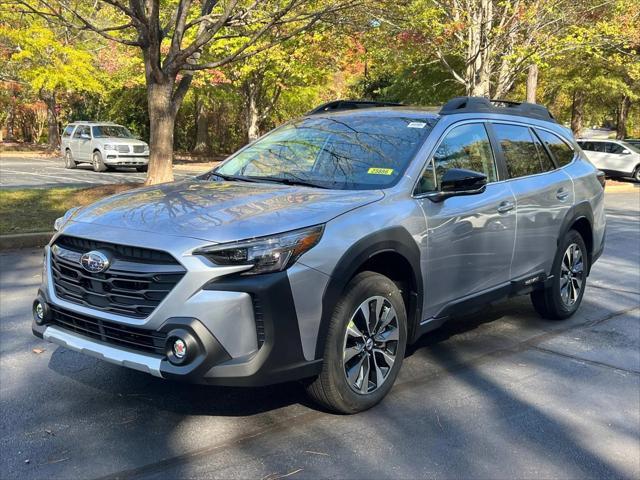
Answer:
[
  {"xmin": 493, "ymin": 124, "xmax": 546, "ymax": 178},
  {"xmin": 536, "ymin": 129, "xmax": 574, "ymax": 166},
  {"xmin": 62, "ymin": 125, "xmax": 75, "ymax": 138}
]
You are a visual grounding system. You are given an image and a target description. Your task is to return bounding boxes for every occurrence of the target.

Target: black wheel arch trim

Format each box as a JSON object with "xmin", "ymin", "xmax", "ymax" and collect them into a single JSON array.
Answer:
[
  {"xmin": 314, "ymin": 226, "xmax": 423, "ymax": 359},
  {"xmin": 557, "ymin": 200, "xmax": 595, "ymax": 273}
]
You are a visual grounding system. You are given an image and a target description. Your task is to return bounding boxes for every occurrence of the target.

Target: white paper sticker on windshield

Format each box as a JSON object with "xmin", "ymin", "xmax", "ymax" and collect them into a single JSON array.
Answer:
[{"xmin": 407, "ymin": 122, "xmax": 427, "ymax": 129}]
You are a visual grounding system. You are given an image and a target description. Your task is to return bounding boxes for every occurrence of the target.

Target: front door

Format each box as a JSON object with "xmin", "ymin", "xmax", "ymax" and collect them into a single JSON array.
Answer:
[
  {"xmin": 415, "ymin": 122, "xmax": 517, "ymax": 319},
  {"xmin": 600, "ymin": 142, "xmax": 635, "ymax": 175}
]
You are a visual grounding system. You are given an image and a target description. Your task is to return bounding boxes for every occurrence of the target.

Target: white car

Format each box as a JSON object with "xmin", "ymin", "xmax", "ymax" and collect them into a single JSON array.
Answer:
[
  {"xmin": 577, "ymin": 139, "xmax": 640, "ymax": 182},
  {"xmin": 60, "ymin": 122, "xmax": 149, "ymax": 172}
]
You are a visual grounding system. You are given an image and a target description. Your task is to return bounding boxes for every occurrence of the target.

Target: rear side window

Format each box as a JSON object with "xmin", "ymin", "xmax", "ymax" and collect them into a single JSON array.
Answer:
[
  {"xmin": 73, "ymin": 125, "xmax": 90, "ymax": 138},
  {"xmin": 535, "ymin": 129, "xmax": 575, "ymax": 166},
  {"xmin": 423, "ymin": 123, "xmax": 497, "ymax": 192},
  {"xmin": 62, "ymin": 125, "xmax": 75, "ymax": 138},
  {"xmin": 493, "ymin": 124, "xmax": 546, "ymax": 178}
]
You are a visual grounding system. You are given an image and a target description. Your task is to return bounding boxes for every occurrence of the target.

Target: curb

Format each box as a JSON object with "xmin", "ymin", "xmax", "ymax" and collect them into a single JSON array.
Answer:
[
  {"xmin": 605, "ymin": 180, "xmax": 639, "ymax": 193},
  {"xmin": 0, "ymin": 232, "xmax": 53, "ymax": 251}
]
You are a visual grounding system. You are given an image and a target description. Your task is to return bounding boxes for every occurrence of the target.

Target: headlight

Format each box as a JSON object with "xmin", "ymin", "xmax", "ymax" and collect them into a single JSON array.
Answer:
[
  {"xmin": 54, "ymin": 206, "xmax": 81, "ymax": 231},
  {"xmin": 143, "ymin": 144, "xmax": 149, "ymax": 152},
  {"xmin": 193, "ymin": 225, "xmax": 324, "ymax": 275},
  {"xmin": 103, "ymin": 144, "xmax": 117, "ymax": 151}
]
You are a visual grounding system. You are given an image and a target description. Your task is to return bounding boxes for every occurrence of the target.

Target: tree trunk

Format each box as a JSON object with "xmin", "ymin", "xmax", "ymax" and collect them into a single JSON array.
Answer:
[
  {"xmin": 42, "ymin": 92, "xmax": 60, "ymax": 148},
  {"xmin": 526, "ymin": 64, "xmax": 538, "ymax": 103},
  {"xmin": 145, "ymin": 82, "xmax": 176, "ymax": 185},
  {"xmin": 570, "ymin": 90, "xmax": 584, "ymax": 136},
  {"xmin": 193, "ymin": 96, "xmax": 210, "ymax": 154},
  {"xmin": 244, "ymin": 79, "xmax": 260, "ymax": 143},
  {"xmin": 616, "ymin": 96, "xmax": 631, "ymax": 140}
]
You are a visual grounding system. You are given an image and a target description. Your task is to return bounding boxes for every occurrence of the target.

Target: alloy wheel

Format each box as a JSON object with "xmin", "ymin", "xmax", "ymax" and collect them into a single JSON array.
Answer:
[
  {"xmin": 343, "ymin": 296, "xmax": 399, "ymax": 394},
  {"xmin": 560, "ymin": 243, "xmax": 584, "ymax": 307}
]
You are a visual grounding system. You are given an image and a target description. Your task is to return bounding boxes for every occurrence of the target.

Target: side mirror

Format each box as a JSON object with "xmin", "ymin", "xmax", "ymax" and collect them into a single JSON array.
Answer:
[
  {"xmin": 621, "ymin": 149, "xmax": 631, "ymax": 155},
  {"xmin": 426, "ymin": 168, "xmax": 487, "ymax": 203},
  {"xmin": 80, "ymin": 133, "xmax": 91, "ymax": 140}
]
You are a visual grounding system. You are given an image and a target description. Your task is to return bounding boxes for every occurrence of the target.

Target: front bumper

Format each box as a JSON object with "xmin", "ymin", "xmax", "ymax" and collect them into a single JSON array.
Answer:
[
  {"xmin": 103, "ymin": 154, "xmax": 149, "ymax": 166},
  {"xmin": 33, "ymin": 233, "xmax": 324, "ymax": 386}
]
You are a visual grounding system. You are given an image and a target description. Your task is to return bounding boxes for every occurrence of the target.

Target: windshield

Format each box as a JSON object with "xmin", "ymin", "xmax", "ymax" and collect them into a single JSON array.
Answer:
[
  {"xmin": 92, "ymin": 125, "xmax": 133, "ymax": 138},
  {"xmin": 214, "ymin": 115, "xmax": 436, "ymax": 190},
  {"xmin": 621, "ymin": 141, "xmax": 640, "ymax": 154}
]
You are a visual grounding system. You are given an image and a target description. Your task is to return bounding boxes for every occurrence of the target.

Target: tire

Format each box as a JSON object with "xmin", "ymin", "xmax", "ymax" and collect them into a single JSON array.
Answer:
[
  {"xmin": 633, "ymin": 165, "xmax": 640, "ymax": 183},
  {"xmin": 531, "ymin": 229, "xmax": 588, "ymax": 320},
  {"xmin": 64, "ymin": 150, "xmax": 76, "ymax": 169},
  {"xmin": 136, "ymin": 165, "xmax": 148, "ymax": 172},
  {"xmin": 92, "ymin": 151, "xmax": 107, "ymax": 172},
  {"xmin": 306, "ymin": 271, "xmax": 407, "ymax": 414}
]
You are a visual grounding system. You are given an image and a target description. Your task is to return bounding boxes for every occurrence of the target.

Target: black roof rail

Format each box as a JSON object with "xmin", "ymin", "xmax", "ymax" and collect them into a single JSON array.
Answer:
[
  {"xmin": 440, "ymin": 96, "xmax": 556, "ymax": 123},
  {"xmin": 307, "ymin": 100, "xmax": 404, "ymax": 115}
]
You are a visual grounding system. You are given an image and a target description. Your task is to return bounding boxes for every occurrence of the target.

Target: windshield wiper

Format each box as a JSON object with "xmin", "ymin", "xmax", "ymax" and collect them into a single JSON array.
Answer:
[
  {"xmin": 247, "ymin": 176, "xmax": 330, "ymax": 189},
  {"xmin": 205, "ymin": 172, "xmax": 262, "ymax": 183}
]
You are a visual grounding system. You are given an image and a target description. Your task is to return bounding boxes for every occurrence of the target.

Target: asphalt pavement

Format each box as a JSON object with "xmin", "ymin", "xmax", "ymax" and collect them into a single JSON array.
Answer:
[
  {"xmin": 0, "ymin": 155, "xmax": 206, "ymax": 188},
  {"xmin": 0, "ymin": 192, "xmax": 638, "ymax": 480}
]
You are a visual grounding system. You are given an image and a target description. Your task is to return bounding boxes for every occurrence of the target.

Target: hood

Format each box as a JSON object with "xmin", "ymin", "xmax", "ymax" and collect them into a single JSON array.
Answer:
[{"xmin": 67, "ymin": 180, "xmax": 384, "ymax": 243}]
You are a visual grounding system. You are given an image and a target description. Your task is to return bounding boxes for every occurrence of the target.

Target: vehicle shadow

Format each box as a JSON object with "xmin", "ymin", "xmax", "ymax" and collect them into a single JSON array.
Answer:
[{"xmin": 47, "ymin": 348, "xmax": 310, "ymax": 416}]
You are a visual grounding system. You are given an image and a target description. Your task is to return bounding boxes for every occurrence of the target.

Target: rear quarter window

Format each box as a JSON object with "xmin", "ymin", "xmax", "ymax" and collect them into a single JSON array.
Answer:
[
  {"xmin": 535, "ymin": 129, "xmax": 575, "ymax": 167},
  {"xmin": 62, "ymin": 125, "xmax": 75, "ymax": 138}
]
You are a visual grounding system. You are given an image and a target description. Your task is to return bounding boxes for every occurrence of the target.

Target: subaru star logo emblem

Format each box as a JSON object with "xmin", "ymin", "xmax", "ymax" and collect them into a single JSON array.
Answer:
[{"xmin": 80, "ymin": 250, "xmax": 111, "ymax": 273}]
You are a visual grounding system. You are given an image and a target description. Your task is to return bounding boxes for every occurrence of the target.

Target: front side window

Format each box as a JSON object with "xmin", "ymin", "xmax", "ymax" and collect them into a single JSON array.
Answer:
[
  {"xmin": 92, "ymin": 125, "xmax": 133, "ymax": 138},
  {"xmin": 417, "ymin": 123, "xmax": 497, "ymax": 193},
  {"xmin": 605, "ymin": 142, "xmax": 625, "ymax": 154},
  {"xmin": 494, "ymin": 124, "xmax": 545, "ymax": 178},
  {"xmin": 535, "ymin": 129, "xmax": 575, "ymax": 166},
  {"xmin": 62, "ymin": 125, "xmax": 75, "ymax": 138},
  {"xmin": 215, "ymin": 115, "xmax": 436, "ymax": 190}
]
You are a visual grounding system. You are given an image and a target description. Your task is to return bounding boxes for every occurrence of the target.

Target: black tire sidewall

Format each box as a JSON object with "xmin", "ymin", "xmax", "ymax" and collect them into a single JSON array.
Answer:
[
  {"xmin": 323, "ymin": 272, "xmax": 407, "ymax": 413},
  {"xmin": 549, "ymin": 230, "xmax": 588, "ymax": 318}
]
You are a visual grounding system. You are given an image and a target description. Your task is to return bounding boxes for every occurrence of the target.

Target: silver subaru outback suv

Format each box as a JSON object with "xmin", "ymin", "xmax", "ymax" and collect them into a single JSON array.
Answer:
[
  {"xmin": 61, "ymin": 121, "xmax": 149, "ymax": 172},
  {"xmin": 34, "ymin": 97, "xmax": 606, "ymax": 413}
]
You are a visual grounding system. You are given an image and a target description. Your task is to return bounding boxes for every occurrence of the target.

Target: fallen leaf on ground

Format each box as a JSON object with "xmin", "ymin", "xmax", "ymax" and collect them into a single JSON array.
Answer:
[{"xmin": 32, "ymin": 348, "xmax": 45, "ymax": 354}]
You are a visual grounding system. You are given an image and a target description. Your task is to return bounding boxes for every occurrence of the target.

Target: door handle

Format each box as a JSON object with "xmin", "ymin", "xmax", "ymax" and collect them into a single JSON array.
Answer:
[
  {"xmin": 497, "ymin": 201, "xmax": 515, "ymax": 214},
  {"xmin": 556, "ymin": 189, "xmax": 570, "ymax": 201}
]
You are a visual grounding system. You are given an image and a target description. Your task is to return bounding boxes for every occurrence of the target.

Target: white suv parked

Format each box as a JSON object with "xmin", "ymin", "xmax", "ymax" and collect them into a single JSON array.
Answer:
[
  {"xmin": 61, "ymin": 122, "xmax": 150, "ymax": 172},
  {"xmin": 577, "ymin": 139, "xmax": 640, "ymax": 182}
]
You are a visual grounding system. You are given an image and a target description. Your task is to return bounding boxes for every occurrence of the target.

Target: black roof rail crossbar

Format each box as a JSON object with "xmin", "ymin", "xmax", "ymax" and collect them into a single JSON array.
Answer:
[
  {"xmin": 307, "ymin": 100, "xmax": 403, "ymax": 115},
  {"xmin": 440, "ymin": 96, "xmax": 556, "ymax": 122}
]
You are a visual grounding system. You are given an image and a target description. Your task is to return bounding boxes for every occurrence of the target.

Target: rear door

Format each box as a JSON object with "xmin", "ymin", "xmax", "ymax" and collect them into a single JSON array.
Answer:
[
  {"xmin": 415, "ymin": 122, "xmax": 517, "ymax": 318},
  {"xmin": 584, "ymin": 141, "xmax": 611, "ymax": 171},
  {"xmin": 72, "ymin": 125, "xmax": 91, "ymax": 161},
  {"xmin": 490, "ymin": 123, "xmax": 575, "ymax": 280}
]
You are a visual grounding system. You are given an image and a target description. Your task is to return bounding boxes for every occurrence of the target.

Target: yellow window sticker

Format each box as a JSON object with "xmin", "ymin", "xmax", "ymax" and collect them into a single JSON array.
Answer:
[{"xmin": 367, "ymin": 167, "xmax": 394, "ymax": 175}]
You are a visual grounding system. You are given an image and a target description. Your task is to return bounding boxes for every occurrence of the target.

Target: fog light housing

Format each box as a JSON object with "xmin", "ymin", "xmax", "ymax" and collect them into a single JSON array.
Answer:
[
  {"xmin": 33, "ymin": 298, "xmax": 49, "ymax": 325},
  {"xmin": 165, "ymin": 329, "xmax": 198, "ymax": 366}
]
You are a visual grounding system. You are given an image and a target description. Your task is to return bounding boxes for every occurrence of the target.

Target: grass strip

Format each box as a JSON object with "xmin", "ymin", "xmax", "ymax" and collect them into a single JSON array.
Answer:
[{"xmin": 0, "ymin": 184, "xmax": 141, "ymax": 234}]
